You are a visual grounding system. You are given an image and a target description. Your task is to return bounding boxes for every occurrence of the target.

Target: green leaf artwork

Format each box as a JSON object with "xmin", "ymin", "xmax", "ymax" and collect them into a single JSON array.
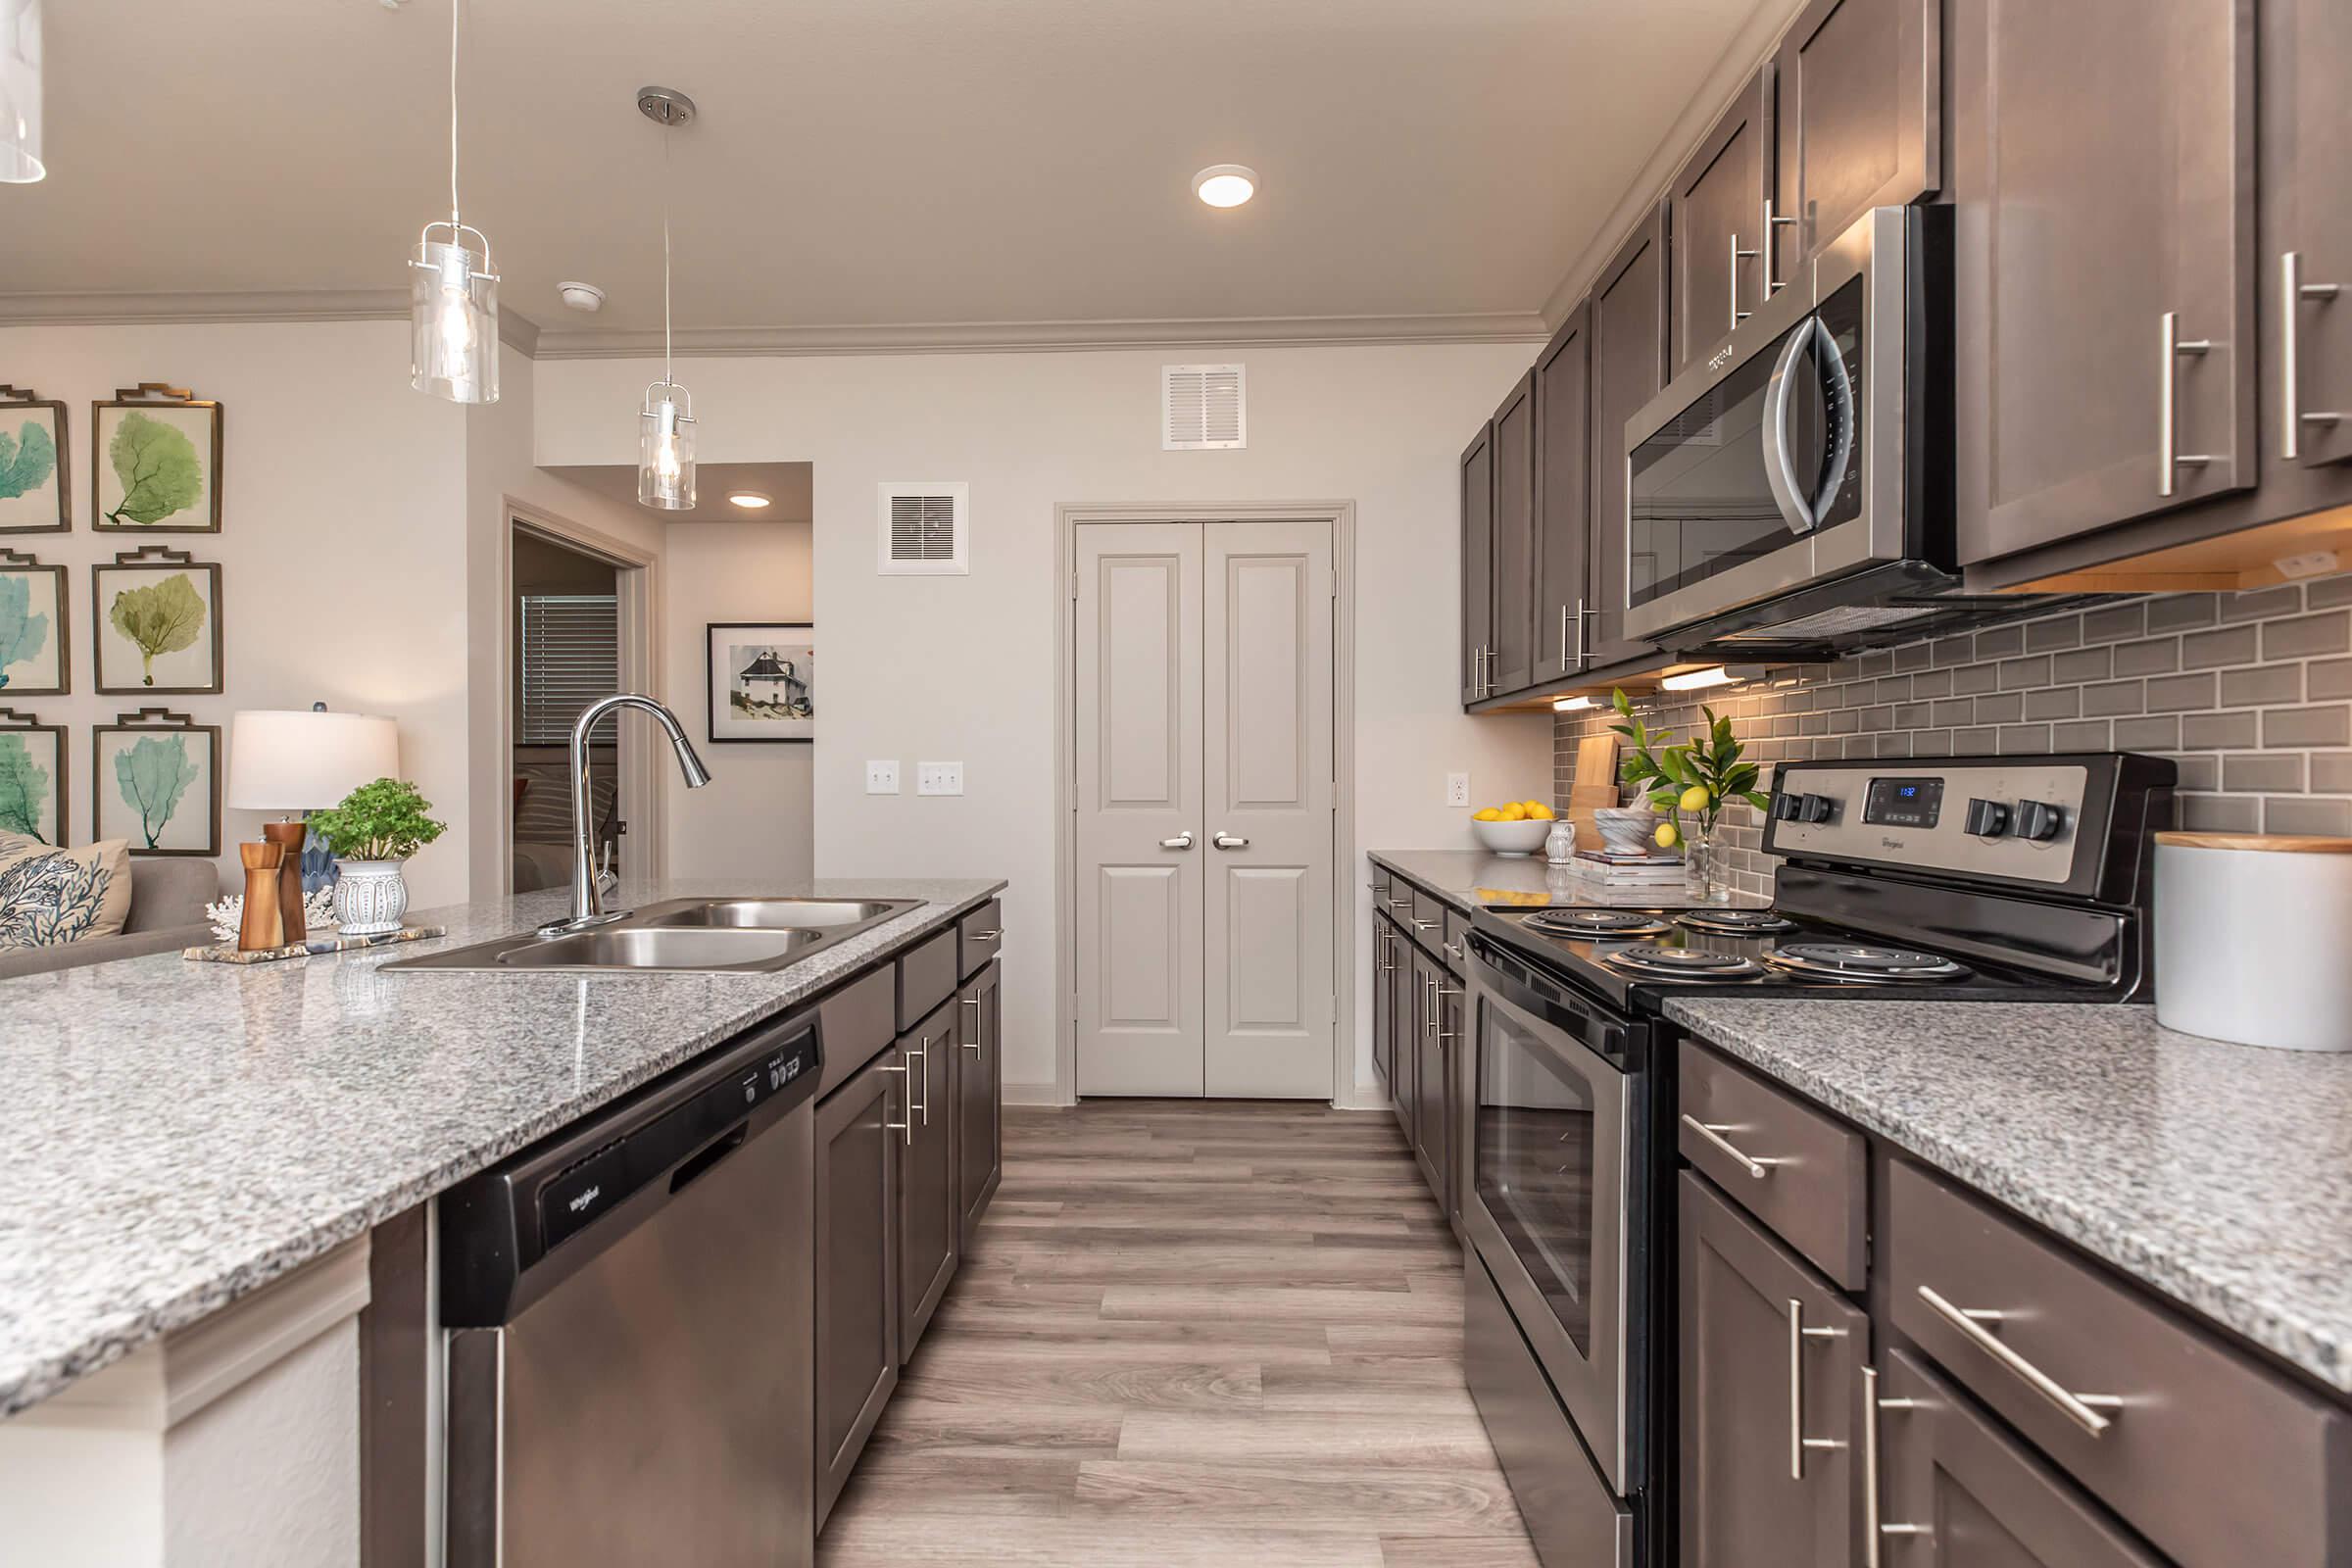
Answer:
[
  {"xmin": 0, "ymin": 573, "xmax": 50, "ymax": 688},
  {"xmin": 105, "ymin": 411, "xmax": 204, "ymax": 526},
  {"xmin": 109, "ymin": 572, "xmax": 207, "ymax": 687},
  {"xmin": 0, "ymin": 418, "xmax": 57, "ymax": 500},
  {"xmin": 0, "ymin": 733, "xmax": 51, "ymax": 841},
  {"xmin": 115, "ymin": 733, "xmax": 198, "ymax": 850}
]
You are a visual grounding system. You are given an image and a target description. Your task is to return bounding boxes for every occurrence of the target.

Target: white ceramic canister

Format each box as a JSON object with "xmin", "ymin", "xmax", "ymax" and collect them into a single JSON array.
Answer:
[{"xmin": 2152, "ymin": 832, "xmax": 2352, "ymax": 1052}]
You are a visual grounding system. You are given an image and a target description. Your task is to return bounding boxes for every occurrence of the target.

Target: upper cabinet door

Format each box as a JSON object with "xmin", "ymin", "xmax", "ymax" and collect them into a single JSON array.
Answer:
[
  {"xmin": 1535, "ymin": 306, "xmax": 1592, "ymax": 680},
  {"xmin": 2278, "ymin": 0, "xmax": 2352, "ymax": 471},
  {"xmin": 1952, "ymin": 0, "xmax": 2255, "ymax": 564},
  {"xmin": 1671, "ymin": 67, "xmax": 1777, "ymax": 375},
  {"xmin": 1490, "ymin": 373, "xmax": 1539, "ymax": 696},
  {"xmin": 1460, "ymin": 422, "xmax": 1495, "ymax": 705},
  {"xmin": 1772, "ymin": 0, "xmax": 1940, "ymax": 284},
  {"xmin": 1586, "ymin": 205, "xmax": 1672, "ymax": 672}
]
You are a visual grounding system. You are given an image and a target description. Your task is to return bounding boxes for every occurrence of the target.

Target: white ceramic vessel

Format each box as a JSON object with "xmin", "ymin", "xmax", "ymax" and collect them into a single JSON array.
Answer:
[
  {"xmin": 2153, "ymin": 832, "xmax": 2352, "ymax": 1052},
  {"xmin": 332, "ymin": 859, "xmax": 411, "ymax": 938}
]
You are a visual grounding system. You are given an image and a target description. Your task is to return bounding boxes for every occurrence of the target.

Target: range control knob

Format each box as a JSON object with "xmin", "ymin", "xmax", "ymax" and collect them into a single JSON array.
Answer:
[
  {"xmin": 1799, "ymin": 793, "xmax": 1835, "ymax": 824},
  {"xmin": 1963, "ymin": 798, "xmax": 2011, "ymax": 837},
  {"xmin": 1771, "ymin": 790, "xmax": 1802, "ymax": 821},
  {"xmin": 2014, "ymin": 799, "xmax": 2064, "ymax": 842}
]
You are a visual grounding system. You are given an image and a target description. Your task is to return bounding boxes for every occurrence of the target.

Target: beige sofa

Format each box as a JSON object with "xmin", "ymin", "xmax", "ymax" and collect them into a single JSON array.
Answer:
[{"xmin": 0, "ymin": 858, "xmax": 219, "ymax": 980}]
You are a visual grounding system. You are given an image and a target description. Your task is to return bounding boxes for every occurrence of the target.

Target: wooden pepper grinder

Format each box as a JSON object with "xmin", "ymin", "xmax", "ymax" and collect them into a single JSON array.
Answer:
[
  {"xmin": 238, "ymin": 841, "xmax": 287, "ymax": 953},
  {"xmin": 263, "ymin": 819, "xmax": 308, "ymax": 945}
]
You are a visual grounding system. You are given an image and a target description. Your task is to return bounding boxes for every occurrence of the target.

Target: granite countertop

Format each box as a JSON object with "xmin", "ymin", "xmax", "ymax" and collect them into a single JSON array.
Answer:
[
  {"xmin": 1665, "ymin": 998, "xmax": 2352, "ymax": 1395},
  {"xmin": 1368, "ymin": 848, "xmax": 1771, "ymax": 911},
  {"xmin": 0, "ymin": 875, "xmax": 1004, "ymax": 1418}
]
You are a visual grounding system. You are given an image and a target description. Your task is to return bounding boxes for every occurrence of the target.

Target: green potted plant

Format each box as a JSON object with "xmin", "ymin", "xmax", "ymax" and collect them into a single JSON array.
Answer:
[
  {"xmin": 1609, "ymin": 689, "xmax": 1770, "ymax": 903},
  {"xmin": 309, "ymin": 777, "xmax": 447, "ymax": 936}
]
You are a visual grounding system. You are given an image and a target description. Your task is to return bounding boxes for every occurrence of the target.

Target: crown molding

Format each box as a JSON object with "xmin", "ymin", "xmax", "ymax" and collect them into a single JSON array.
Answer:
[
  {"xmin": 529, "ymin": 312, "xmax": 1551, "ymax": 360},
  {"xmin": 0, "ymin": 289, "xmax": 543, "ymax": 354}
]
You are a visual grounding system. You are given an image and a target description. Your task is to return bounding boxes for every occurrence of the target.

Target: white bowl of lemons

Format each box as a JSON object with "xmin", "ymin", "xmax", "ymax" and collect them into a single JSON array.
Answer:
[{"xmin": 1471, "ymin": 800, "xmax": 1555, "ymax": 857}]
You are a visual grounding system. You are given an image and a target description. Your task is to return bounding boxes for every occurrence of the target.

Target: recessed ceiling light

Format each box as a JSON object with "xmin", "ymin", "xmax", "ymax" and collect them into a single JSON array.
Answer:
[
  {"xmin": 728, "ymin": 491, "xmax": 772, "ymax": 510},
  {"xmin": 1193, "ymin": 164, "xmax": 1258, "ymax": 209}
]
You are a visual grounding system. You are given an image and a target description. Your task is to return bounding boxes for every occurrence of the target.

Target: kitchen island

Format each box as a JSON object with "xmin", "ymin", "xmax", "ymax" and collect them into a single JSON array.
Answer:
[{"xmin": 0, "ymin": 875, "xmax": 1004, "ymax": 1565}]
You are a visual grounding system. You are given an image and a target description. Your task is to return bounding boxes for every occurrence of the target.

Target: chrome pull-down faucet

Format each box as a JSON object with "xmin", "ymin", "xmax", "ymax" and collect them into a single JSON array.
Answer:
[{"xmin": 540, "ymin": 694, "xmax": 711, "ymax": 938}]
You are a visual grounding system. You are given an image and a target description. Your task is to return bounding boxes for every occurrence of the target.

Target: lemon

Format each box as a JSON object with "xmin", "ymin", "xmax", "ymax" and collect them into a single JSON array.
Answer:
[
  {"xmin": 1473, "ymin": 808, "xmax": 1503, "ymax": 822},
  {"xmin": 1525, "ymin": 802, "xmax": 1555, "ymax": 820},
  {"xmin": 1679, "ymin": 784, "xmax": 1712, "ymax": 812},
  {"xmin": 1655, "ymin": 822, "xmax": 1680, "ymax": 850},
  {"xmin": 1499, "ymin": 803, "xmax": 1528, "ymax": 822}
]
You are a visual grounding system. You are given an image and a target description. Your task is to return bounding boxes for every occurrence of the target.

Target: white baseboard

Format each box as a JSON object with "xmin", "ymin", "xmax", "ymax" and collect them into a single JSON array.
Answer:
[{"xmin": 1003, "ymin": 1081, "xmax": 1074, "ymax": 1107}]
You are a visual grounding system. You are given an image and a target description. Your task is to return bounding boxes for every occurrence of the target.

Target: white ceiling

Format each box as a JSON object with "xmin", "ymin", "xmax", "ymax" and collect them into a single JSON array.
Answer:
[{"xmin": 0, "ymin": 0, "xmax": 1765, "ymax": 350}]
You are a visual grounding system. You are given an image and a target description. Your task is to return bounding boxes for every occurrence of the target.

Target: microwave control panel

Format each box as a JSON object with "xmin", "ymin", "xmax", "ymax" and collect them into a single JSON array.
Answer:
[{"xmin": 1766, "ymin": 762, "xmax": 2089, "ymax": 886}]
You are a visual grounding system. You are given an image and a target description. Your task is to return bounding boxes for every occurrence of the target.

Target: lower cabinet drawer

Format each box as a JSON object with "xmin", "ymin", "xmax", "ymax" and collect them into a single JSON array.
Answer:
[
  {"xmin": 815, "ymin": 966, "xmax": 896, "ymax": 1097},
  {"xmin": 956, "ymin": 898, "xmax": 1003, "ymax": 978},
  {"xmin": 1877, "ymin": 1348, "xmax": 2168, "ymax": 1568},
  {"xmin": 1886, "ymin": 1159, "xmax": 2350, "ymax": 1568},
  {"xmin": 1443, "ymin": 907, "xmax": 1471, "ymax": 978},
  {"xmin": 895, "ymin": 928, "xmax": 958, "ymax": 1032},
  {"xmin": 1678, "ymin": 1041, "xmax": 1868, "ymax": 1291}
]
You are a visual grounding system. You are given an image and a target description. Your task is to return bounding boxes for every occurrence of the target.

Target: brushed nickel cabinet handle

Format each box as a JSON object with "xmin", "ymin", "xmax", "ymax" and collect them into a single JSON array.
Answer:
[
  {"xmin": 1388, "ymin": 897, "xmax": 1412, "ymax": 910},
  {"xmin": 1913, "ymin": 1284, "xmax": 2120, "ymax": 1436},
  {"xmin": 971, "ymin": 927, "xmax": 1002, "ymax": 941},
  {"xmin": 878, "ymin": 1062, "xmax": 913, "ymax": 1146},
  {"xmin": 1413, "ymin": 918, "xmax": 1439, "ymax": 932},
  {"xmin": 1160, "ymin": 831, "xmax": 1196, "ymax": 851},
  {"xmin": 1679, "ymin": 1113, "xmax": 1781, "ymax": 1179},
  {"xmin": 2159, "ymin": 311, "xmax": 2216, "ymax": 497},
  {"xmin": 1442, "ymin": 940, "xmax": 1462, "ymax": 960},
  {"xmin": 2284, "ymin": 250, "xmax": 2345, "ymax": 461},
  {"xmin": 1558, "ymin": 603, "xmax": 1571, "ymax": 672},
  {"xmin": 1763, "ymin": 198, "xmax": 1797, "ymax": 297},
  {"xmin": 1731, "ymin": 232, "xmax": 1760, "ymax": 326},
  {"xmin": 1866, "ymin": 1366, "xmax": 1930, "ymax": 1558},
  {"xmin": 1788, "ymin": 1298, "xmax": 1850, "ymax": 1481}
]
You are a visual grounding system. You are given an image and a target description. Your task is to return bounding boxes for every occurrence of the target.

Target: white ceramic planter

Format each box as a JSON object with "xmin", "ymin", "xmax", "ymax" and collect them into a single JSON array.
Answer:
[
  {"xmin": 2153, "ymin": 832, "xmax": 2352, "ymax": 1052},
  {"xmin": 332, "ymin": 859, "xmax": 410, "ymax": 938}
]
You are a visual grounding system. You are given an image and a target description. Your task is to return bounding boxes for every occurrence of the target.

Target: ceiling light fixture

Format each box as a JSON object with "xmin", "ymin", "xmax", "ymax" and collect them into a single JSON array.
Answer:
[
  {"xmin": 636, "ymin": 86, "xmax": 699, "ymax": 511},
  {"xmin": 727, "ymin": 491, "xmax": 771, "ymax": 510},
  {"xmin": 408, "ymin": 0, "xmax": 499, "ymax": 403},
  {"xmin": 1552, "ymin": 695, "xmax": 1595, "ymax": 712},
  {"xmin": 0, "ymin": 0, "xmax": 41, "ymax": 184},
  {"xmin": 1193, "ymin": 164, "xmax": 1257, "ymax": 209}
]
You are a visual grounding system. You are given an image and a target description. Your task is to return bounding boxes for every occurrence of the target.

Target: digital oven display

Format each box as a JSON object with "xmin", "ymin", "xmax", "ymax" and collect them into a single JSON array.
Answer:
[{"xmin": 1863, "ymin": 776, "xmax": 1944, "ymax": 828}]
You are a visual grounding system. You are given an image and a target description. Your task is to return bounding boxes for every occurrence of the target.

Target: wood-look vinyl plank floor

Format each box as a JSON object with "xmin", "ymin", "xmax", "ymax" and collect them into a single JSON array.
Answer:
[{"xmin": 816, "ymin": 1101, "xmax": 1536, "ymax": 1568}]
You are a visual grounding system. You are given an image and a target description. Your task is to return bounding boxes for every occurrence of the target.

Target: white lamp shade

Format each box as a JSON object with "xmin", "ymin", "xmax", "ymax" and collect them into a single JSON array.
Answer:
[{"xmin": 226, "ymin": 710, "xmax": 400, "ymax": 812}]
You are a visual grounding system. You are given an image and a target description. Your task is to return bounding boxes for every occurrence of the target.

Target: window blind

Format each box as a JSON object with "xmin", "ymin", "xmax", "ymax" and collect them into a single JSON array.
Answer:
[{"xmin": 519, "ymin": 594, "xmax": 618, "ymax": 745}]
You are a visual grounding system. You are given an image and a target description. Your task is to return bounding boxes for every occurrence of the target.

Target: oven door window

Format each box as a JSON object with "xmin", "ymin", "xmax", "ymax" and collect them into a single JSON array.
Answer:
[
  {"xmin": 1476, "ymin": 998, "xmax": 1604, "ymax": 1357},
  {"xmin": 1628, "ymin": 315, "xmax": 1814, "ymax": 611}
]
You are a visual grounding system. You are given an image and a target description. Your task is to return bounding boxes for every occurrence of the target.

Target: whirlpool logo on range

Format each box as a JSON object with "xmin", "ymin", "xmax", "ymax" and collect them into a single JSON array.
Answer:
[{"xmin": 567, "ymin": 1185, "xmax": 602, "ymax": 1214}]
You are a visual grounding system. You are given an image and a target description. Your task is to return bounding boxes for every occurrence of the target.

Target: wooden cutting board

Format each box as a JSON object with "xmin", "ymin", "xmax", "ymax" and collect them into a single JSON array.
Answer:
[{"xmin": 1566, "ymin": 735, "xmax": 1620, "ymax": 845}]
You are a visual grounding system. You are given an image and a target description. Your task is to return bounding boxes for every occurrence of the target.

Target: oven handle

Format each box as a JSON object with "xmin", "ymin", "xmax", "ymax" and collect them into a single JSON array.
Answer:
[{"xmin": 1761, "ymin": 316, "xmax": 1822, "ymax": 535}]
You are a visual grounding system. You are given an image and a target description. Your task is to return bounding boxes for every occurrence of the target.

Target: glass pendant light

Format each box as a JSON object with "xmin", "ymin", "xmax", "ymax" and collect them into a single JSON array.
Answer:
[
  {"xmin": 637, "ymin": 87, "xmax": 698, "ymax": 510},
  {"xmin": 0, "ymin": 0, "xmax": 42, "ymax": 184},
  {"xmin": 409, "ymin": 0, "xmax": 500, "ymax": 404}
]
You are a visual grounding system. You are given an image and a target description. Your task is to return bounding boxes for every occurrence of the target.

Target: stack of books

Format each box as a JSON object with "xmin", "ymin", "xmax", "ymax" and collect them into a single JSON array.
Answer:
[{"xmin": 1564, "ymin": 849, "xmax": 1688, "ymax": 889}]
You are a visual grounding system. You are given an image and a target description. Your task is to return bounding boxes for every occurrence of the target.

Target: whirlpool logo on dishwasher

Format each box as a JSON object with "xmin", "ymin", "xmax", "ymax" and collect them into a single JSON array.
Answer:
[{"xmin": 568, "ymin": 1185, "xmax": 602, "ymax": 1214}]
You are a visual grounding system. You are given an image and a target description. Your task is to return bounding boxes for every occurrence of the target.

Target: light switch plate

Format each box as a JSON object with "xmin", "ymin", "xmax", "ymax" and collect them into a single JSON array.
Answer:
[
  {"xmin": 917, "ymin": 761, "xmax": 964, "ymax": 797},
  {"xmin": 1446, "ymin": 772, "xmax": 1471, "ymax": 808},
  {"xmin": 865, "ymin": 760, "xmax": 900, "ymax": 795}
]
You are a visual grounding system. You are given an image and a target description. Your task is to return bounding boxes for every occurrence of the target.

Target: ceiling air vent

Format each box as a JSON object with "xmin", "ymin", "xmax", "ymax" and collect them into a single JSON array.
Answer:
[
  {"xmin": 1162, "ymin": 364, "xmax": 1247, "ymax": 451},
  {"xmin": 877, "ymin": 483, "xmax": 969, "ymax": 575}
]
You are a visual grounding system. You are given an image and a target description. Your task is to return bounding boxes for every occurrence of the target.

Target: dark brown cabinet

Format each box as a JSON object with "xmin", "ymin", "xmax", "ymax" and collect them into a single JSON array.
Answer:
[
  {"xmin": 1670, "ymin": 66, "xmax": 1776, "ymax": 374},
  {"xmin": 897, "ymin": 994, "xmax": 959, "ymax": 1360},
  {"xmin": 812, "ymin": 1046, "xmax": 902, "ymax": 1530},
  {"xmin": 1372, "ymin": 917, "xmax": 1397, "ymax": 1093},
  {"xmin": 1771, "ymin": 0, "xmax": 1939, "ymax": 285},
  {"xmin": 955, "ymin": 960, "xmax": 1001, "ymax": 1254},
  {"xmin": 2279, "ymin": 0, "xmax": 2352, "ymax": 476},
  {"xmin": 1679, "ymin": 1171, "xmax": 1867, "ymax": 1568},
  {"xmin": 1534, "ymin": 306, "xmax": 1593, "ymax": 681},
  {"xmin": 1490, "ymin": 373, "xmax": 1539, "ymax": 695},
  {"xmin": 1459, "ymin": 422, "xmax": 1495, "ymax": 703},
  {"xmin": 1586, "ymin": 205, "xmax": 1672, "ymax": 673},
  {"xmin": 1877, "ymin": 1349, "xmax": 2169, "ymax": 1568},
  {"xmin": 1951, "ymin": 0, "xmax": 2256, "ymax": 564},
  {"xmin": 1407, "ymin": 943, "xmax": 1454, "ymax": 1217}
]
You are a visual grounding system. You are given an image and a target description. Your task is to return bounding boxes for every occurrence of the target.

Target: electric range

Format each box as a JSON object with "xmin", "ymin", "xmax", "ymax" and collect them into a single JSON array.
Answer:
[{"xmin": 1455, "ymin": 754, "xmax": 2177, "ymax": 1568}]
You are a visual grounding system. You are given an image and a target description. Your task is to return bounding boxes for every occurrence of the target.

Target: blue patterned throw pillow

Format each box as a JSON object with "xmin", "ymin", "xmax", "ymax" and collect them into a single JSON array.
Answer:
[{"xmin": 0, "ymin": 838, "xmax": 133, "ymax": 950}]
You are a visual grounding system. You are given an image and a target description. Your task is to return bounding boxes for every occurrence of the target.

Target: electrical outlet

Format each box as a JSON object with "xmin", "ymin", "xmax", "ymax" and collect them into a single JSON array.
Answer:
[
  {"xmin": 917, "ymin": 761, "xmax": 964, "ymax": 797},
  {"xmin": 1446, "ymin": 772, "xmax": 1471, "ymax": 808},
  {"xmin": 865, "ymin": 760, "xmax": 900, "ymax": 795}
]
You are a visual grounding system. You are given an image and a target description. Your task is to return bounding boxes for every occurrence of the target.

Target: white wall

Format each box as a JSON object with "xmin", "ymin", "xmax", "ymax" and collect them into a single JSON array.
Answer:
[
  {"xmin": 535, "ymin": 345, "xmax": 1552, "ymax": 1097},
  {"xmin": 661, "ymin": 519, "xmax": 816, "ymax": 884},
  {"xmin": 0, "ymin": 320, "xmax": 473, "ymax": 906}
]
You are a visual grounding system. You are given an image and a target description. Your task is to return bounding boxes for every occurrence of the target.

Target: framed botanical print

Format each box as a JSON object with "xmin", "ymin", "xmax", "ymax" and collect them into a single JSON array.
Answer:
[
  {"xmin": 0, "ymin": 549, "xmax": 68, "ymax": 697},
  {"xmin": 93, "ymin": 709, "xmax": 220, "ymax": 857},
  {"xmin": 706, "ymin": 622, "xmax": 815, "ymax": 743},
  {"xmin": 92, "ymin": 547, "xmax": 223, "ymax": 695},
  {"xmin": 0, "ymin": 387, "xmax": 69, "ymax": 534},
  {"xmin": 93, "ymin": 383, "xmax": 222, "ymax": 534},
  {"xmin": 0, "ymin": 709, "xmax": 66, "ymax": 846}
]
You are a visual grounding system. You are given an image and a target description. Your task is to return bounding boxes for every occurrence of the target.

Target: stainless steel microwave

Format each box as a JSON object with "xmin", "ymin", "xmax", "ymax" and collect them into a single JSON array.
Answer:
[{"xmin": 1621, "ymin": 205, "xmax": 1955, "ymax": 648}]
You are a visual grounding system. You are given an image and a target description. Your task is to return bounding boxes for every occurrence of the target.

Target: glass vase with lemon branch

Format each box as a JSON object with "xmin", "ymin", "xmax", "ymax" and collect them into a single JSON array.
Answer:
[{"xmin": 1608, "ymin": 689, "xmax": 1770, "ymax": 903}]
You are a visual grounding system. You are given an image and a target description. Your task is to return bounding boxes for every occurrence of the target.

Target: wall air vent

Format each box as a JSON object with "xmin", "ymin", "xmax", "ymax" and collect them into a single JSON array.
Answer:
[
  {"xmin": 1162, "ymin": 364, "xmax": 1247, "ymax": 450},
  {"xmin": 877, "ymin": 483, "xmax": 969, "ymax": 575}
]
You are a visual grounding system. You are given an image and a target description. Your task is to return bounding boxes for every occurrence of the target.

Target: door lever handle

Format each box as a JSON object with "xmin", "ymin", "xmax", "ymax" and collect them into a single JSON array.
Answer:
[
  {"xmin": 1160, "ymin": 831, "xmax": 1196, "ymax": 850},
  {"xmin": 1212, "ymin": 831, "xmax": 1249, "ymax": 850}
]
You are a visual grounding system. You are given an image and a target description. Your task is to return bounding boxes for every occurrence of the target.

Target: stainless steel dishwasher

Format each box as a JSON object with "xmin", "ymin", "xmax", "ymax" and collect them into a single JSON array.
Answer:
[{"xmin": 441, "ymin": 1008, "xmax": 823, "ymax": 1568}]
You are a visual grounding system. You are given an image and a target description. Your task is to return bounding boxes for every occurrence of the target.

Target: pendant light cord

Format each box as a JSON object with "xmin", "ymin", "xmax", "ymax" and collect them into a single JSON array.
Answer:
[
  {"xmin": 662, "ymin": 124, "xmax": 674, "ymax": 387},
  {"xmin": 448, "ymin": 0, "xmax": 462, "ymax": 228}
]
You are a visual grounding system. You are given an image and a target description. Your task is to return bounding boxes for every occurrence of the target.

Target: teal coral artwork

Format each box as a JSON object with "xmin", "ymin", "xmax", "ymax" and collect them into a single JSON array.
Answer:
[
  {"xmin": 0, "ymin": 565, "xmax": 62, "ymax": 693},
  {"xmin": 114, "ymin": 733, "xmax": 198, "ymax": 850},
  {"xmin": 0, "ymin": 729, "xmax": 58, "ymax": 843},
  {"xmin": 96, "ymin": 720, "xmax": 217, "ymax": 855},
  {"xmin": 0, "ymin": 400, "xmax": 67, "ymax": 533}
]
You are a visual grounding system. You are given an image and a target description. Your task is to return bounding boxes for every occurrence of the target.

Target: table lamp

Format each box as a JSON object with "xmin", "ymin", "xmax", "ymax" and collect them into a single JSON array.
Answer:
[{"xmin": 226, "ymin": 706, "xmax": 400, "ymax": 943}]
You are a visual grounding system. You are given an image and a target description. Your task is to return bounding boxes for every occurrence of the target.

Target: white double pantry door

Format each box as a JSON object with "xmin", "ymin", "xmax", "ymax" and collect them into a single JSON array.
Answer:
[{"xmin": 1073, "ymin": 520, "xmax": 1338, "ymax": 1100}]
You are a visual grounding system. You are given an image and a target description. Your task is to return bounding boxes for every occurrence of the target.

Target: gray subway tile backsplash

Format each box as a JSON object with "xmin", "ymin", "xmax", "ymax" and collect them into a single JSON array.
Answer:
[{"xmin": 1553, "ymin": 583, "xmax": 2352, "ymax": 897}]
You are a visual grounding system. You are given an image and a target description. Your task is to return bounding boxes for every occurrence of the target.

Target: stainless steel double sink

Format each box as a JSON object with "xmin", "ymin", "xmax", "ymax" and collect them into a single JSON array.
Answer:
[{"xmin": 382, "ymin": 897, "xmax": 925, "ymax": 974}]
